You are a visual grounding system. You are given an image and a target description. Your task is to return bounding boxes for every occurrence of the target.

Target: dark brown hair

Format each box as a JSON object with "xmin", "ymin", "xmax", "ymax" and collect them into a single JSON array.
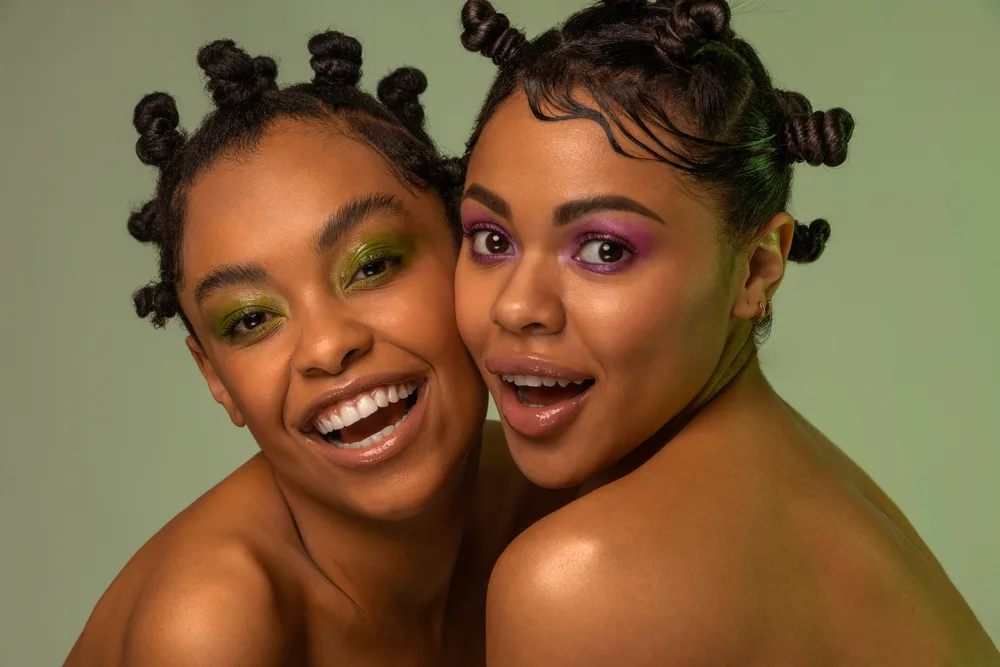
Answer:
[
  {"xmin": 460, "ymin": 0, "xmax": 854, "ymax": 268},
  {"xmin": 128, "ymin": 31, "xmax": 462, "ymax": 332}
]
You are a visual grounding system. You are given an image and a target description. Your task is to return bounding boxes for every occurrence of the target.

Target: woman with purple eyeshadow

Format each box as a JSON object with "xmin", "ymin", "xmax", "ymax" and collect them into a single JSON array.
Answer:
[{"xmin": 453, "ymin": 0, "xmax": 1000, "ymax": 665}]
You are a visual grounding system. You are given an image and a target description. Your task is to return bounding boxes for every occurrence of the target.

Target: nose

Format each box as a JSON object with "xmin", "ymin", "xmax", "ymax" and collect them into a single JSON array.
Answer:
[
  {"xmin": 489, "ymin": 253, "xmax": 566, "ymax": 336},
  {"xmin": 292, "ymin": 303, "xmax": 374, "ymax": 377}
]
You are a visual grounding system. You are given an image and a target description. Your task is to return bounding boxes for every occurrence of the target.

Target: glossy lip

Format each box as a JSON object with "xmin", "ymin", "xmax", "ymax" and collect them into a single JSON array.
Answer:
[
  {"xmin": 294, "ymin": 370, "xmax": 427, "ymax": 433},
  {"xmin": 485, "ymin": 355, "xmax": 595, "ymax": 440},
  {"xmin": 484, "ymin": 355, "xmax": 594, "ymax": 382},
  {"xmin": 305, "ymin": 379, "xmax": 430, "ymax": 469}
]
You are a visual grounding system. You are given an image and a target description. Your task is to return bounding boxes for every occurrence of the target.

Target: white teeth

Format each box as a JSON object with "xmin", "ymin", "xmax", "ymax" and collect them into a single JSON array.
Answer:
[
  {"xmin": 313, "ymin": 382, "xmax": 421, "ymax": 435},
  {"xmin": 501, "ymin": 374, "xmax": 589, "ymax": 388},
  {"xmin": 357, "ymin": 395, "xmax": 378, "ymax": 419},
  {"xmin": 340, "ymin": 404, "xmax": 361, "ymax": 428}
]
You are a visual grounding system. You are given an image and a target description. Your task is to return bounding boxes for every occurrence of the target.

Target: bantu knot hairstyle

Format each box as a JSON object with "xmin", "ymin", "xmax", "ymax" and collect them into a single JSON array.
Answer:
[
  {"xmin": 461, "ymin": 0, "xmax": 528, "ymax": 67},
  {"xmin": 460, "ymin": 0, "xmax": 855, "ymax": 272},
  {"xmin": 132, "ymin": 92, "xmax": 185, "ymax": 168},
  {"xmin": 197, "ymin": 39, "xmax": 279, "ymax": 108},
  {"xmin": 377, "ymin": 67, "xmax": 433, "ymax": 146},
  {"xmin": 127, "ymin": 32, "xmax": 457, "ymax": 332},
  {"xmin": 308, "ymin": 30, "xmax": 363, "ymax": 88}
]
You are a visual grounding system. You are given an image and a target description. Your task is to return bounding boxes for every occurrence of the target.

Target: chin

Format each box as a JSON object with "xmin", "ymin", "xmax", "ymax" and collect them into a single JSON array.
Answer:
[
  {"xmin": 502, "ymin": 427, "xmax": 594, "ymax": 490},
  {"xmin": 353, "ymin": 447, "xmax": 478, "ymax": 522}
]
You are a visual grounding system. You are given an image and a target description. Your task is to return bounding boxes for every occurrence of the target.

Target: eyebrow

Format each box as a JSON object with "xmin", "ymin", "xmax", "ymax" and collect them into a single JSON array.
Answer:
[
  {"xmin": 462, "ymin": 184, "xmax": 511, "ymax": 220},
  {"xmin": 554, "ymin": 195, "xmax": 665, "ymax": 226},
  {"xmin": 192, "ymin": 192, "xmax": 405, "ymax": 306},
  {"xmin": 462, "ymin": 184, "xmax": 664, "ymax": 226},
  {"xmin": 194, "ymin": 262, "xmax": 268, "ymax": 305},
  {"xmin": 315, "ymin": 192, "xmax": 405, "ymax": 255}
]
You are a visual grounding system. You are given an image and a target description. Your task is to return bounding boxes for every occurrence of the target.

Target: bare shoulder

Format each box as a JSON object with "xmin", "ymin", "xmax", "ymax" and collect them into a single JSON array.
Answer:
[
  {"xmin": 65, "ymin": 455, "xmax": 303, "ymax": 667},
  {"xmin": 486, "ymin": 488, "xmax": 746, "ymax": 667},
  {"xmin": 119, "ymin": 538, "xmax": 295, "ymax": 667}
]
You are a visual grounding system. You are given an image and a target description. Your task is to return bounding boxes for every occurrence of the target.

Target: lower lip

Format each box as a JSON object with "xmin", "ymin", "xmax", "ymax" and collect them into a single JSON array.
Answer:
[
  {"xmin": 307, "ymin": 382, "xmax": 429, "ymax": 469},
  {"xmin": 496, "ymin": 379, "xmax": 591, "ymax": 440}
]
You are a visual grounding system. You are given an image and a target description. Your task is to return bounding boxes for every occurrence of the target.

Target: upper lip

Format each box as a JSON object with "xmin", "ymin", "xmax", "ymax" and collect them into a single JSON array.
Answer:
[
  {"xmin": 294, "ymin": 370, "xmax": 426, "ymax": 432},
  {"xmin": 484, "ymin": 355, "xmax": 593, "ymax": 382}
]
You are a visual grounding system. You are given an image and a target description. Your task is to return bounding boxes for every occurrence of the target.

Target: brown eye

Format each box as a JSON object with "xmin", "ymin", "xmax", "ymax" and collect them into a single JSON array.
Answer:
[
  {"xmin": 348, "ymin": 253, "xmax": 404, "ymax": 286},
  {"xmin": 241, "ymin": 313, "xmax": 268, "ymax": 330},
  {"xmin": 472, "ymin": 230, "xmax": 513, "ymax": 255},
  {"xmin": 576, "ymin": 239, "xmax": 629, "ymax": 265},
  {"xmin": 361, "ymin": 260, "xmax": 388, "ymax": 277},
  {"xmin": 228, "ymin": 311, "xmax": 276, "ymax": 337}
]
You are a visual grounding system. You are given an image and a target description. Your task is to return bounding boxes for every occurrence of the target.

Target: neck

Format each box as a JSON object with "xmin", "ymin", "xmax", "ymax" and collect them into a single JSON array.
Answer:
[
  {"xmin": 274, "ymin": 440, "xmax": 481, "ymax": 628},
  {"xmin": 580, "ymin": 327, "xmax": 758, "ymax": 496}
]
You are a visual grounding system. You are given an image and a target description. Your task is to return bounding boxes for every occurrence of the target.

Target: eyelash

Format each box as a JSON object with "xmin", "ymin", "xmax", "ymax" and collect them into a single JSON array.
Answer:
[
  {"xmin": 462, "ymin": 222, "xmax": 515, "ymax": 264},
  {"xmin": 347, "ymin": 249, "xmax": 405, "ymax": 287},
  {"xmin": 461, "ymin": 223, "xmax": 638, "ymax": 273},
  {"xmin": 219, "ymin": 307, "xmax": 281, "ymax": 341},
  {"xmin": 572, "ymin": 232, "xmax": 637, "ymax": 272}
]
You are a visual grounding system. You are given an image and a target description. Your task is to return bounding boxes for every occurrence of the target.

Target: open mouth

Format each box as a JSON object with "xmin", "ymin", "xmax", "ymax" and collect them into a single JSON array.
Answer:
[
  {"xmin": 314, "ymin": 381, "xmax": 422, "ymax": 450},
  {"xmin": 501, "ymin": 374, "xmax": 595, "ymax": 408}
]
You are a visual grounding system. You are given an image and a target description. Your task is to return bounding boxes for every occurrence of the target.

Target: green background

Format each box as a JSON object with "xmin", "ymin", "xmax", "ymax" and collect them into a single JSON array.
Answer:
[{"xmin": 1, "ymin": 0, "xmax": 997, "ymax": 664}]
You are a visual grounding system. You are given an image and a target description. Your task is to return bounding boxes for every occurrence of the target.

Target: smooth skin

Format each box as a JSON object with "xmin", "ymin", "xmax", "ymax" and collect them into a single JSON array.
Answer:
[
  {"xmin": 456, "ymin": 93, "xmax": 1000, "ymax": 667},
  {"xmin": 65, "ymin": 119, "xmax": 571, "ymax": 667}
]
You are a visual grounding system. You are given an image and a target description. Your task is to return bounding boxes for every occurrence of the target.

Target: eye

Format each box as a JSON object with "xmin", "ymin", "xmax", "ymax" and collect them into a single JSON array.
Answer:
[
  {"xmin": 230, "ymin": 311, "xmax": 275, "ymax": 336},
  {"xmin": 352, "ymin": 258, "xmax": 391, "ymax": 282},
  {"xmin": 471, "ymin": 229, "xmax": 513, "ymax": 256},
  {"xmin": 348, "ymin": 253, "xmax": 404, "ymax": 287},
  {"xmin": 575, "ymin": 239, "xmax": 631, "ymax": 265}
]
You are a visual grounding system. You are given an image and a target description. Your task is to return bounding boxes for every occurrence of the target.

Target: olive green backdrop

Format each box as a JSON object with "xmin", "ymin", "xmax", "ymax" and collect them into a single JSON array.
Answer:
[{"xmin": 1, "ymin": 0, "xmax": 997, "ymax": 664}]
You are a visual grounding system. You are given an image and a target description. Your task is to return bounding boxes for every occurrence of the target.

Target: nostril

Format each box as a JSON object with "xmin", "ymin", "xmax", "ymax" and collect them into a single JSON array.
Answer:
[{"xmin": 342, "ymin": 347, "xmax": 364, "ymax": 366}]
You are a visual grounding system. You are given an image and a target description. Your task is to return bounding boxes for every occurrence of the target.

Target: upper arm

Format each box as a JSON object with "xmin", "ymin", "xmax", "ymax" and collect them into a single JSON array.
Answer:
[
  {"xmin": 485, "ymin": 525, "xmax": 741, "ymax": 667},
  {"xmin": 121, "ymin": 546, "xmax": 291, "ymax": 667}
]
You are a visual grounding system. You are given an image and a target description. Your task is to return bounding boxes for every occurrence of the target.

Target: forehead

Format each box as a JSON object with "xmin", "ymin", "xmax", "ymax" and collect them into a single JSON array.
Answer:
[
  {"xmin": 466, "ymin": 92, "xmax": 716, "ymax": 225},
  {"xmin": 181, "ymin": 119, "xmax": 423, "ymax": 281}
]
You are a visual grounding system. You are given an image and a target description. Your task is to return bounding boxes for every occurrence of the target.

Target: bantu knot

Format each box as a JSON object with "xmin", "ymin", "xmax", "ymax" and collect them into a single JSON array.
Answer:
[
  {"xmin": 788, "ymin": 218, "xmax": 831, "ymax": 263},
  {"xmin": 127, "ymin": 200, "xmax": 161, "ymax": 243},
  {"xmin": 132, "ymin": 92, "xmax": 184, "ymax": 167},
  {"xmin": 196, "ymin": 39, "xmax": 278, "ymax": 108},
  {"xmin": 780, "ymin": 107, "xmax": 855, "ymax": 167},
  {"xmin": 377, "ymin": 67, "xmax": 430, "ymax": 143},
  {"xmin": 132, "ymin": 281, "xmax": 179, "ymax": 328},
  {"xmin": 428, "ymin": 156, "xmax": 466, "ymax": 194},
  {"xmin": 308, "ymin": 31, "xmax": 363, "ymax": 88},
  {"xmin": 461, "ymin": 0, "xmax": 528, "ymax": 67},
  {"xmin": 775, "ymin": 89, "xmax": 812, "ymax": 117},
  {"xmin": 653, "ymin": 0, "xmax": 733, "ymax": 62}
]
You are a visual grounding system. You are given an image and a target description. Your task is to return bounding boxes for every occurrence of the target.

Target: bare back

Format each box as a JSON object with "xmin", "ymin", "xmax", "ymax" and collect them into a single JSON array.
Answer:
[{"xmin": 490, "ymin": 369, "xmax": 999, "ymax": 667}]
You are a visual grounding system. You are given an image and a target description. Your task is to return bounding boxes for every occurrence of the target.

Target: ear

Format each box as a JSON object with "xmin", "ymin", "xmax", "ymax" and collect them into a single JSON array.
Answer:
[
  {"xmin": 186, "ymin": 335, "xmax": 246, "ymax": 428},
  {"xmin": 731, "ymin": 212, "xmax": 794, "ymax": 322}
]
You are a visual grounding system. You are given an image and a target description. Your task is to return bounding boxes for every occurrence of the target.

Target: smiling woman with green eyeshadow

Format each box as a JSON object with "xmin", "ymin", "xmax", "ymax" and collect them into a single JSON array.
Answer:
[{"xmin": 62, "ymin": 31, "xmax": 569, "ymax": 667}]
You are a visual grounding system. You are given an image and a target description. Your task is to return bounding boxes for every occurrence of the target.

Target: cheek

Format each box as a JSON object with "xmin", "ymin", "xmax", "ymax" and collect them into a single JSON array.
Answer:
[
  {"xmin": 570, "ymin": 262, "xmax": 730, "ymax": 384},
  {"xmin": 381, "ymin": 260, "xmax": 467, "ymax": 355},
  {"xmin": 453, "ymin": 260, "xmax": 494, "ymax": 354},
  {"xmin": 219, "ymin": 346, "xmax": 293, "ymax": 430}
]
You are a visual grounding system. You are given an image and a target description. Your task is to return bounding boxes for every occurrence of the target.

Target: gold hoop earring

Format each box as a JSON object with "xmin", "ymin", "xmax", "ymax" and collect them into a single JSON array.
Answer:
[{"xmin": 752, "ymin": 299, "xmax": 772, "ymax": 324}]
